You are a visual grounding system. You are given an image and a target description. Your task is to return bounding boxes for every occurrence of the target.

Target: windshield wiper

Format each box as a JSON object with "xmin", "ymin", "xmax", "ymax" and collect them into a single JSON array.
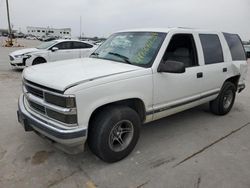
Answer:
[{"xmin": 108, "ymin": 52, "xmax": 132, "ymax": 64}]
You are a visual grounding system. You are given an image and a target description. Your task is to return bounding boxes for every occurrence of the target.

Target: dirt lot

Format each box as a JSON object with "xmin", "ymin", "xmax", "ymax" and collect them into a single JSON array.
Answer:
[{"xmin": 0, "ymin": 37, "xmax": 250, "ymax": 188}]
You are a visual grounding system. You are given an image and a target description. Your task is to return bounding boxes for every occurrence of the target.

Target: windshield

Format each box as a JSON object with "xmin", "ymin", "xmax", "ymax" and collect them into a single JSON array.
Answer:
[
  {"xmin": 36, "ymin": 41, "xmax": 57, "ymax": 49},
  {"xmin": 90, "ymin": 32, "xmax": 166, "ymax": 67}
]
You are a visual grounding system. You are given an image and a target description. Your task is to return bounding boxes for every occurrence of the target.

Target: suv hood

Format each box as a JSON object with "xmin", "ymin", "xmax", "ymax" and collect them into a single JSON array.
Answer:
[
  {"xmin": 23, "ymin": 58, "xmax": 143, "ymax": 92},
  {"xmin": 10, "ymin": 48, "xmax": 40, "ymax": 56}
]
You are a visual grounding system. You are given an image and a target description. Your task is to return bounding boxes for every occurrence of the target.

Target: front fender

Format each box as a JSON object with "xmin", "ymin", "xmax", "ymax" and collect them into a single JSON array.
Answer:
[
  {"xmin": 66, "ymin": 73, "xmax": 153, "ymax": 130},
  {"xmin": 26, "ymin": 54, "xmax": 48, "ymax": 66}
]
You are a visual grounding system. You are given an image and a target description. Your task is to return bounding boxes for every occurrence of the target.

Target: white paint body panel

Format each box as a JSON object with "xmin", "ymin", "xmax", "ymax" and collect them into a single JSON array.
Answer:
[{"xmin": 21, "ymin": 28, "xmax": 248, "ymax": 138}]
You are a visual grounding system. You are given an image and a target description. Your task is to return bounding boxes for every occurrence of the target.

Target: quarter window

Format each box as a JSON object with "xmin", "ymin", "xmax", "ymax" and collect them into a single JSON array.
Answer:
[
  {"xmin": 199, "ymin": 34, "xmax": 224, "ymax": 64},
  {"xmin": 223, "ymin": 33, "xmax": 246, "ymax": 61}
]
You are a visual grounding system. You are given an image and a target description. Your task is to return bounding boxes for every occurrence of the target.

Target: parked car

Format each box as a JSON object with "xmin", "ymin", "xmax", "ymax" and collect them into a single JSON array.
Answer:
[
  {"xmin": 17, "ymin": 28, "xmax": 248, "ymax": 162},
  {"xmin": 9, "ymin": 39, "xmax": 97, "ymax": 68},
  {"xmin": 26, "ymin": 35, "xmax": 37, "ymax": 40},
  {"xmin": 244, "ymin": 45, "xmax": 250, "ymax": 59},
  {"xmin": 14, "ymin": 32, "xmax": 25, "ymax": 38}
]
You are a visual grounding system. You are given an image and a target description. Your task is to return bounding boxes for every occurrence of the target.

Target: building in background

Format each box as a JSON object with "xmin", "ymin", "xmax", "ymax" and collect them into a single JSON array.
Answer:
[{"xmin": 26, "ymin": 26, "xmax": 71, "ymax": 38}]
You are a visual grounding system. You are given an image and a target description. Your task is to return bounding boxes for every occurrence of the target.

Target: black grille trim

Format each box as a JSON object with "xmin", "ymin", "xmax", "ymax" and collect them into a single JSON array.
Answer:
[
  {"xmin": 46, "ymin": 109, "xmax": 77, "ymax": 124},
  {"xmin": 29, "ymin": 101, "xmax": 46, "ymax": 114},
  {"xmin": 25, "ymin": 85, "xmax": 43, "ymax": 98},
  {"xmin": 25, "ymin": 79, "xmax": 64, "ymax": 94}
]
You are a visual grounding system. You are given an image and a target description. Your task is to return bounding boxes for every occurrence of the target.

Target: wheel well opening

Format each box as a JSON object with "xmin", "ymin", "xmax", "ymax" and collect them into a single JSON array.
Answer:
[
  {"xmin": 89, "ymin": 98, "xmax": 146, "ymax": 126},
  {"xmin": 33, "ymin": 57, "xmax": 46, "ymax": 64},
  {"xmin": 225, "ymin": 75, "xmax": 240, "ymax": 88}
]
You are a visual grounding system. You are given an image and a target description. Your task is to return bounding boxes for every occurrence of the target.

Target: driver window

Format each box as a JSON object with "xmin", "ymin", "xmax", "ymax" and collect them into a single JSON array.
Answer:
[{"xmin": 163, "ymin": 34, "xmax": 198, "ymax": 67}]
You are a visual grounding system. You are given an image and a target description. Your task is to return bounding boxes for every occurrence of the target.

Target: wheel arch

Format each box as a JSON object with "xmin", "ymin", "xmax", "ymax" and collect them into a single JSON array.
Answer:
[
  {"xmin": 88, "ymin": 98, "xmax": 146, "ymax": 127},
  {"xmin": 32, "ymin": 56, "xmax": 47, "ymax": 65},
  {"xmin": 224, "ymin": 75, "xmax": 240, "ymax": 89}
]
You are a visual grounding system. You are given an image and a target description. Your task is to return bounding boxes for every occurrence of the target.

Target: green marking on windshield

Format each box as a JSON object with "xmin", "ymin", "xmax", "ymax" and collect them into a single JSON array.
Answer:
[{"xmin": 134, "ymin": 33, "xmax": 158, "ymax": 64}]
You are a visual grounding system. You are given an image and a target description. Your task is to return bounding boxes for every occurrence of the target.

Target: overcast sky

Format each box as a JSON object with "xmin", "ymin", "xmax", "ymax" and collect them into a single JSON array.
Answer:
[{"xmin": 0, "ymin": 0, "xmax": 249, "ymax": 40}]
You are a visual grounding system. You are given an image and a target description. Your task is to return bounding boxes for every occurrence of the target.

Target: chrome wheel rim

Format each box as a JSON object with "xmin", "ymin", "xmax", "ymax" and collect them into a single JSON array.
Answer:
[
  {"xmin": 108, "ymin": 120, "xmax": 134, "ymax": 152},
  {"xmin": 223, "ymin": 90, "xmax": 233, "ymax": 109}
]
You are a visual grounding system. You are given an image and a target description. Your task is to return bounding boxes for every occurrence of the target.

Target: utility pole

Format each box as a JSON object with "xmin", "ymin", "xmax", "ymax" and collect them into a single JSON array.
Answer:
[
  {"xmin": 6, "ymin": 0, "xmax": 13, "ymax": 45},
  {"xmin": 80, "ymin": 16, "xmax": 82, "ymax": 39}
]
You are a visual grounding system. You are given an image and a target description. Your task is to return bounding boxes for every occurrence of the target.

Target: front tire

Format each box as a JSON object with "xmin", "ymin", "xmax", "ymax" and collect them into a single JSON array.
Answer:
[
  {"xmin": 88, "ymin": 106, "xmax": 141, "ymax": 163},
  {"xmin": 210, "ymin": 82, "xmax": 236, "ymax": 115}
]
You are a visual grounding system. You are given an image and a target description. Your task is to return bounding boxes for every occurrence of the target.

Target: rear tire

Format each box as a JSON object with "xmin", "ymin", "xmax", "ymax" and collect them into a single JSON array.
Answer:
[
  {"xmin": 88, "ymin": 105, "xmax": 141, "ymax": 163},
  {"xmin": 210, "ymin": 82, "xmax": 236, "ymax": 115},
  {"xmin": 32, "ymin": 57, "xmax": 46, "ymax": 65}
]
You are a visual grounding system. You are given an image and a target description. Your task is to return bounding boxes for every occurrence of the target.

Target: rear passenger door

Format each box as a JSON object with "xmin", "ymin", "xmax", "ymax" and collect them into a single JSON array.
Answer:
[{"xmin": 197, "ymin": 33, "xmax": 229, "ymax": 97}]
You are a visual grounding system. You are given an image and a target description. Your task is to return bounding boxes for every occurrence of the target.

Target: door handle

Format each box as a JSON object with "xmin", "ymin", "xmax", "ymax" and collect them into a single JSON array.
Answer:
[
  {"xmin": 223, "ymin": 68, "xmax": 227, "ymax": 72},
  {"xmin": 197, "ymin": 72, "xmax": 203, "ymax": 78}
]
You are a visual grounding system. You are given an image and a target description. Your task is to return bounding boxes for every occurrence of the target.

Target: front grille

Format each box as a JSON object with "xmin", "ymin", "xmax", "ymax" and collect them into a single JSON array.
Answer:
[
  {"xmin": 9, "ymin": 55, "xmax": 14, "ymax": 61},
  {"xmin": 23, "ymin": 80, "xmax": 77, "ymax": 125},
  {"xmin": 29, "ymin": 100, "xmax": 46, "ymax": 114},
  {"xmin": 25, "ymin": 85, "xmax": 43, "ymax": 98}
]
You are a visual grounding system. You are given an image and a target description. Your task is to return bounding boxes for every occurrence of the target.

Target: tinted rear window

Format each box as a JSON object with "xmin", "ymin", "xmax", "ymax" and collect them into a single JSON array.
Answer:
[
  {"xmin": 54, "ymin": 42, "xmax": 72, "ymax": 50},
  {"xmin": 199, "ymin": 34, "xmax": 224, "ymax": 64},
  {"xmin": 73, "ymin": 42, "xmax": 93, "ymax": 49},
  {"xmin": 223, "ymin": 33, "xmax": 246, "ymax": 61}
]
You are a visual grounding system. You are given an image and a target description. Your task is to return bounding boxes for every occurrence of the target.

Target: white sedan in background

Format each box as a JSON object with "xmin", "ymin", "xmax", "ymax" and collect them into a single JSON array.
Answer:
[{"xmin": 9, "ymin": 40, "xmax": 98, "ymax": 69}]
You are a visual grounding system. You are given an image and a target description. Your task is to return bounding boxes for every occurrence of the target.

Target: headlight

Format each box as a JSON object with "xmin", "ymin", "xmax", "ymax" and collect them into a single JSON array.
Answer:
[
  {"xmin": 14, "ymin": 54, "xmax": 24, "ymax": 58},
  {"xmin": 23, "ymin": 55, "xmax": 32, "ymax": 59},
  {"xmin": 44, "ymin": 93, "xmax": 77, "ymax": 124},
  {"xmin": 14, "ymin": 54, "xmax": 31, "ymax": 59},
  {"xmin": 44, "ymin": 93, "xmax": 76, "ymax": 108}
]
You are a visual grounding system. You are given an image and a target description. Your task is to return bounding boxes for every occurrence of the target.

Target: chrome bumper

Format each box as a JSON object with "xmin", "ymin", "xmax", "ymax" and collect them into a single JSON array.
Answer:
[{"xmin": 17, "ymin": 94, "xmax": 87, "ymax": 148}]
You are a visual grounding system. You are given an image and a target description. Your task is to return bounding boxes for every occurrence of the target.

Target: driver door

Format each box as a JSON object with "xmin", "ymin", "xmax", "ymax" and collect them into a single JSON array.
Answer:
[{"xmin": 153, "ymin": 33, "xmax": 203, "ymax": 120}]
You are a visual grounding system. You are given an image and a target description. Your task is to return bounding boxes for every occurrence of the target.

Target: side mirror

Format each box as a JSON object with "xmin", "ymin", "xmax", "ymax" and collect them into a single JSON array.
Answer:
[
  {"xmin": 51, "ymin": 47, "xmax": 59, "ymax": 52},
  {"xmin": 158, "ymin": 60, "xmax": 185, "ymax": 73}
]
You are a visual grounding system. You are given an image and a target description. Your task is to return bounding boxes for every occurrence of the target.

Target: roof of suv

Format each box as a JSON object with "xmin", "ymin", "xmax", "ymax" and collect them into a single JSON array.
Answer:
[{"xmin": 117, "ymin": 27, "xmax": 222, "ymax": 34}]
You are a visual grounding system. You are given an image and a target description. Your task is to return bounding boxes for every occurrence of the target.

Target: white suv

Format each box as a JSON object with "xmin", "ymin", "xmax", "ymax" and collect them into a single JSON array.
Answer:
[
  {"xmin": 9, "ymin": 39, "xmax": 97, "ymax": 68},
  {"xmin": 17, "ymin": 28, "xmax": 248, "ymax": 162}
]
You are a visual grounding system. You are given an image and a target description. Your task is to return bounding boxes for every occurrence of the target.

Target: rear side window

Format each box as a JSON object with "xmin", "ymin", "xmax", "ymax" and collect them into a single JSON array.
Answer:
[
  {"xmin": 199, "ymin": 34, "xmax": 224, "ymax": 64},
  {"xmin": 53, "ymin": 42, "xmax": 72, "ymax": 50},
  {"xmin": 223, "ymin": 33, "xmax": 246, "ymax": 61},
  {"xmin": 73, "ymin": 42, "xmax": 93, "ymax": 49}
]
